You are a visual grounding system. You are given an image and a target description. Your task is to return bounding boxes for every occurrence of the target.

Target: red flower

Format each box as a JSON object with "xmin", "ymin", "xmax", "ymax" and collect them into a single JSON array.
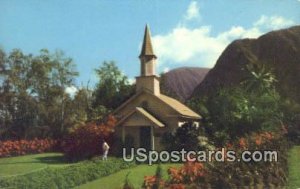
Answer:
[
  {"xmin": 239, "ymin": 138, "xmax": 247, "ymax": 149},
  {"xmin": 0, "ymin": 139, "xmax": 58, "ymax": 158},
  {"xmin": 255, "ymin": 137, "xmax": 262, "ymax": 146}
]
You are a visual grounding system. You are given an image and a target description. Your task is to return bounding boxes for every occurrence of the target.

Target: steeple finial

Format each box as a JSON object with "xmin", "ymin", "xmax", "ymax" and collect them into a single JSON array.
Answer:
[{"xmin": 139, "ymin": 24, "xmax": 156, "ymax": 58}]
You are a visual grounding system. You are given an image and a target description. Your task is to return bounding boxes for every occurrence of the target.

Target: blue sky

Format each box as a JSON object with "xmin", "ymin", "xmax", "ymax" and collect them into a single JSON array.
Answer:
[{"xmin": 1, "ymin": 0, "xmax": 300, "ymax": 91}]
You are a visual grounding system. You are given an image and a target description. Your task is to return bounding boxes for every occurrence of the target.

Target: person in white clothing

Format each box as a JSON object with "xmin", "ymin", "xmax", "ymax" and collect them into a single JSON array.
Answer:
[{"xmin": 102, "ymin": 140, "xmax": 110, "ymax": 160}]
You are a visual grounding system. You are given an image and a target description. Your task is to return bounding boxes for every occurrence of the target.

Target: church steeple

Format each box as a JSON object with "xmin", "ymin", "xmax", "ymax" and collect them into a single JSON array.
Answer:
[
  {"xmin": 136, "ymin": 25, "xmax": 160, "ymax": 96},
  {"xmin": 139, "ymin": 25, "xmax": 157, "ymax": 77},
  {"xmin": 139, "ymin": 25, "xmax": 157, "ymax": 58}
]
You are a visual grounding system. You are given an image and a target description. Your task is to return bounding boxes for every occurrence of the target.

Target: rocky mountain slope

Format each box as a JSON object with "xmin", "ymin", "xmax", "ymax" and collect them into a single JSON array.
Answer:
[
  {"xmin": 160, "ymin": 67, "xmax": 210, "ymax": 102},
  {"xmin": 192, "ymin": 25, "xmax": 300, "ymax": 103}
]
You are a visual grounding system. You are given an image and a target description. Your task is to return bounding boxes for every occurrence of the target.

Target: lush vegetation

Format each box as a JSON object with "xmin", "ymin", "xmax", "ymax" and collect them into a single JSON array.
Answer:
[
  {"xmin": 1, "ymin": 46, "xmax": 299, "ymax": 189},
  {"xmin": 0, "ymin": 48, "xmax": 134, "ymax": 156},
  {"xmin": 61, "ymin": 115, "xmax": 116, "ymax": 161},
  {"xmin": 0, "ymin": 49, "xmax": 79, "ymax": 139},
  {"xmin": 161, "ymin": 122, "xmax": 205, "ymax": 151},
  {"xmin": 288, "ymin": 145, "xmax": 300, "ymax": 189},
  {"xmin": 144, "ymin": 131, "xmax": 289, "ymax": 189},
  {"xmin": 92, "ymin": 61, "xmax": 135, "ymax": 114},
  {"xmin": 0, "ymin": 49, "xmax": 133, "ymax": 140},
  {"xmin": 145, "ymin": 64, "xmax": 299, "ymax": 188},
  {"xmin": 188, "ymin": 65, "xmax": 287, "ymax": 146},
  {"xmin": 0, "ymin": 155, "xmax": 135, "ymax": 189}
]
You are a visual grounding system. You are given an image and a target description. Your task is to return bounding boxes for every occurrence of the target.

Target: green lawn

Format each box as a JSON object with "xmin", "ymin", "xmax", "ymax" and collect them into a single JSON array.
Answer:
[
  {"xmin": 0, "ymin": 153, "xmax": 72, "ymax": 177},
  {"xmin": 0, "ymin": 153, "xmax": 179, "ymax": 189},
  {"xmin": 1, "ymin": 147, "xmax": 297, "ymax": 189},
  {"xmin": 288, "ymin": 145, "xmax": 300, "ymax": 189},
  {"xmin": 0, "ymin": 154, "xmax": 135, "ymax": 189},
  {"xmin": 75, "ymin": 163, "xmax": 182, "ymax": 189}
]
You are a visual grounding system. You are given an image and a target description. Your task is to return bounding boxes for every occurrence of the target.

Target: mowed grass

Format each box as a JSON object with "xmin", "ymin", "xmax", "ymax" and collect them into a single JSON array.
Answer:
[
  {"xmin": 0, "ymin": 153, "xmax": 72, "ymax": 177},
  {"xmin": 76, "ymin": 163, "xmax": 182, "ymax": 189},
  {"xmin": 288, "ymin": 145, "xmax": 300, "ymax": 189}
]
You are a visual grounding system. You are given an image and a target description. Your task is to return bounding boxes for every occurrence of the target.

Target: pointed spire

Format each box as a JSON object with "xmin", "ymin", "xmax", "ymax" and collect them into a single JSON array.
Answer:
[{"xmin": 139, "ymin": 24, "xmax": 157, "ymax": 58}]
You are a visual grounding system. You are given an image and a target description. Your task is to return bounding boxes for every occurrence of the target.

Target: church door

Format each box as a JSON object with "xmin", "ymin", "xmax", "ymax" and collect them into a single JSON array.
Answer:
[{"xmin": 139, "ymin": 126, "xmax": 151, "ymax": 150}]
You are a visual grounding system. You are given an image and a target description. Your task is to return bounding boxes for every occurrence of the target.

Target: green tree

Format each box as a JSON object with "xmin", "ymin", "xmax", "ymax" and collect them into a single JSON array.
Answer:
[
  {"xmin": 67, "ymin": 87, "xmax": 94, "ymax": 129},
  {"xmin": 0, "ymin": 49, "xmax": 79, "ymax": 139},
  {"xmin": 92, "ymin": 61, "xmax": 134, "ymax": 113},
  {"xmin": 241, "ymin": 64, "xmax": 277, "ymax": 94},
  {"xmin": 188, "ymin": 65, "xmax": 283, "ymax": 146}
]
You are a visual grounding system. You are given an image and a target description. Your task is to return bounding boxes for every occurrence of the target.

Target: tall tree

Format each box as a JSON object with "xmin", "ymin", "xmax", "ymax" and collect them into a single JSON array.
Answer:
[
  {"xmin": 92, "ymin": 61, "xmax": 134, "ymax": 114},
  {"xmin": 0, "ymin": 49, "xmax": 79, "ymax": 139}
]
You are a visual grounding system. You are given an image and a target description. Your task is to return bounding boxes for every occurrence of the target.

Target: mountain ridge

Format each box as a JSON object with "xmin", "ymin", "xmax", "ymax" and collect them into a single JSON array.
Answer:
[
  {"xmin": 160, "ymin": 67, "xmax": 210, "ymax": 102},
  {"xmin": 191, "ymin": 25, "xmax": 300, "ymax": 103}
]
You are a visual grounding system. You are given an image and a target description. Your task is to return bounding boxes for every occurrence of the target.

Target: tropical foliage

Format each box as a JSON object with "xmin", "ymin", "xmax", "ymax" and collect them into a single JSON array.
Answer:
[
  {"xmin": 144, "ymin": 129, "xmax": 288, "ymax": 188},
  {"xmin": 188, "ymin": 65, "xmax": 285, "ymax": 146}
]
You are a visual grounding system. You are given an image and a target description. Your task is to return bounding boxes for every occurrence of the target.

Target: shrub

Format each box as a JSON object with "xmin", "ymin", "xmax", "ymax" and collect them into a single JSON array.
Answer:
[
  {"xmin": 143, "ymin": 129, "xmax": 289, "ymax": 188},
  {"xmin": 142, "ymin": 162, "xmax": 207, "ymax": 189},
  {"xmin": 207, "ymin": 129, "xmax": 289, "ymax": 188},
  {"xmin": 0, "ymin": 157, "xmax": 136, "ymax": 189},
  {"xmin": 189, "ymin": 87, "xmax": 284, "ymax": 146},
  {"xmin": 161, "ymin": 122, "xmax": 202, "ymax": 151},
  {"xmin": 61, "ymin": 115, "xmax": 116, "ymax": 161},
  {"xmin": 0, "ymin": 138, "xmax": 59, "ymax": 158},
  {"xmin": 167, "ymin": 162, "xmax": 206, "ymax": 185}
]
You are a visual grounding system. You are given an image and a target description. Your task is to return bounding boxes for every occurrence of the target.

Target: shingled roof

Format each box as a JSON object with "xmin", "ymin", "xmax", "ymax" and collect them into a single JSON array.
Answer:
[
  {"xmin": 139, "ymin": 25, "xmax": 157, "ymax": 58},
  {"xmin": 114, "ymin": 90, "xmax": 201, "ymax": 120},
  {"xmin": 158, "ymin": 94, "xmax": 201, "ymax": 119},
  {"xmin": 116, "ymin": 107, "xmax": 165, "ymax": 127}
]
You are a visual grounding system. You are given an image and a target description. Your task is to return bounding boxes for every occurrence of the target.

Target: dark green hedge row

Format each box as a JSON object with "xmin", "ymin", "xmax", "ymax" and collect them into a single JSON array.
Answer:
[{"xmin": 0, "ymin": 157, "xmax": 136, "ymax": 189}]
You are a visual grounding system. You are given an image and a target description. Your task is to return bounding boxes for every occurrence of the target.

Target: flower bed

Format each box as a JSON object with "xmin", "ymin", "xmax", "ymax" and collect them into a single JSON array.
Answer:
[
  {"xmin": 142, "ymin": 130, "xmax": 289, "ymax": 188},
  {"xmin": 0, "ymin": 139, "xmax": 59, "ymax": 158}
]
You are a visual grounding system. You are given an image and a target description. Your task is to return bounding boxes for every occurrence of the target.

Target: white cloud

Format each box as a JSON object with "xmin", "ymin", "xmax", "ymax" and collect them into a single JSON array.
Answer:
[
  {"xmin": 153, "ymin": 26, "xmax": 225, "ymax": 68},
  {"xmin": 217, "ymin": 26, "xmax": 261, "ymax": 41},
  {"xmin": 153, "ymin": 25, "xmax": 264, "ymax": 68},
  {"xmin": 254, "ymin": 15, "xmax": 294, "ymax": 30},
  {"xmin": 184, "ymin": 1, "xmax": 200, "ymax": 20},
  {"xmin": 128, "ymin": 78, "xmax": 136, "ymax": 85},
  {"xmin": 163, "ymin": 67, "xmax": 170, "ymax": 73},
  {"xmin": 65, "ymin": 86, "xmax": 78, "ymax": 97},
  {"xmin": 152, "ymin": 5, "xmax": 295, "ymax": 69}
]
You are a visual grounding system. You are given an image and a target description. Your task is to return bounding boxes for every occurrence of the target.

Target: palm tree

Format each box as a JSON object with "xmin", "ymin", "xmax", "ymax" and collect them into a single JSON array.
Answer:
[{"xmin": 241, "ymin": 63, "xmax": 277, "ymax": 94}]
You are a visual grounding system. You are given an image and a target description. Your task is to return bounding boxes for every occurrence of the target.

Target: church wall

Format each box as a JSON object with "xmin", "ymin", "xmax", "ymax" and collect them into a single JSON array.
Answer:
[
  {"xmin": 116, "ymin": 92, "xmax": 179, "ymax": 130},
  {"xmin": 136, "ymin": 76, "xmax": 160, "ymax": 95},
  {"xmin": 114, "ymin": 126, "xmax": 140, "ymax": 148}
]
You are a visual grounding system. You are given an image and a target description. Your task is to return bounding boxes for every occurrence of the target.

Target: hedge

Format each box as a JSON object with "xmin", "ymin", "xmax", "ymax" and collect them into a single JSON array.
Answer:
[
  {"xmin": 0, "ymin": 157, "xmax": 136, "ymax": 189},
  {"xmin": 0, "ymin": 139, "xmax": 59, "ymax": 158}
]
